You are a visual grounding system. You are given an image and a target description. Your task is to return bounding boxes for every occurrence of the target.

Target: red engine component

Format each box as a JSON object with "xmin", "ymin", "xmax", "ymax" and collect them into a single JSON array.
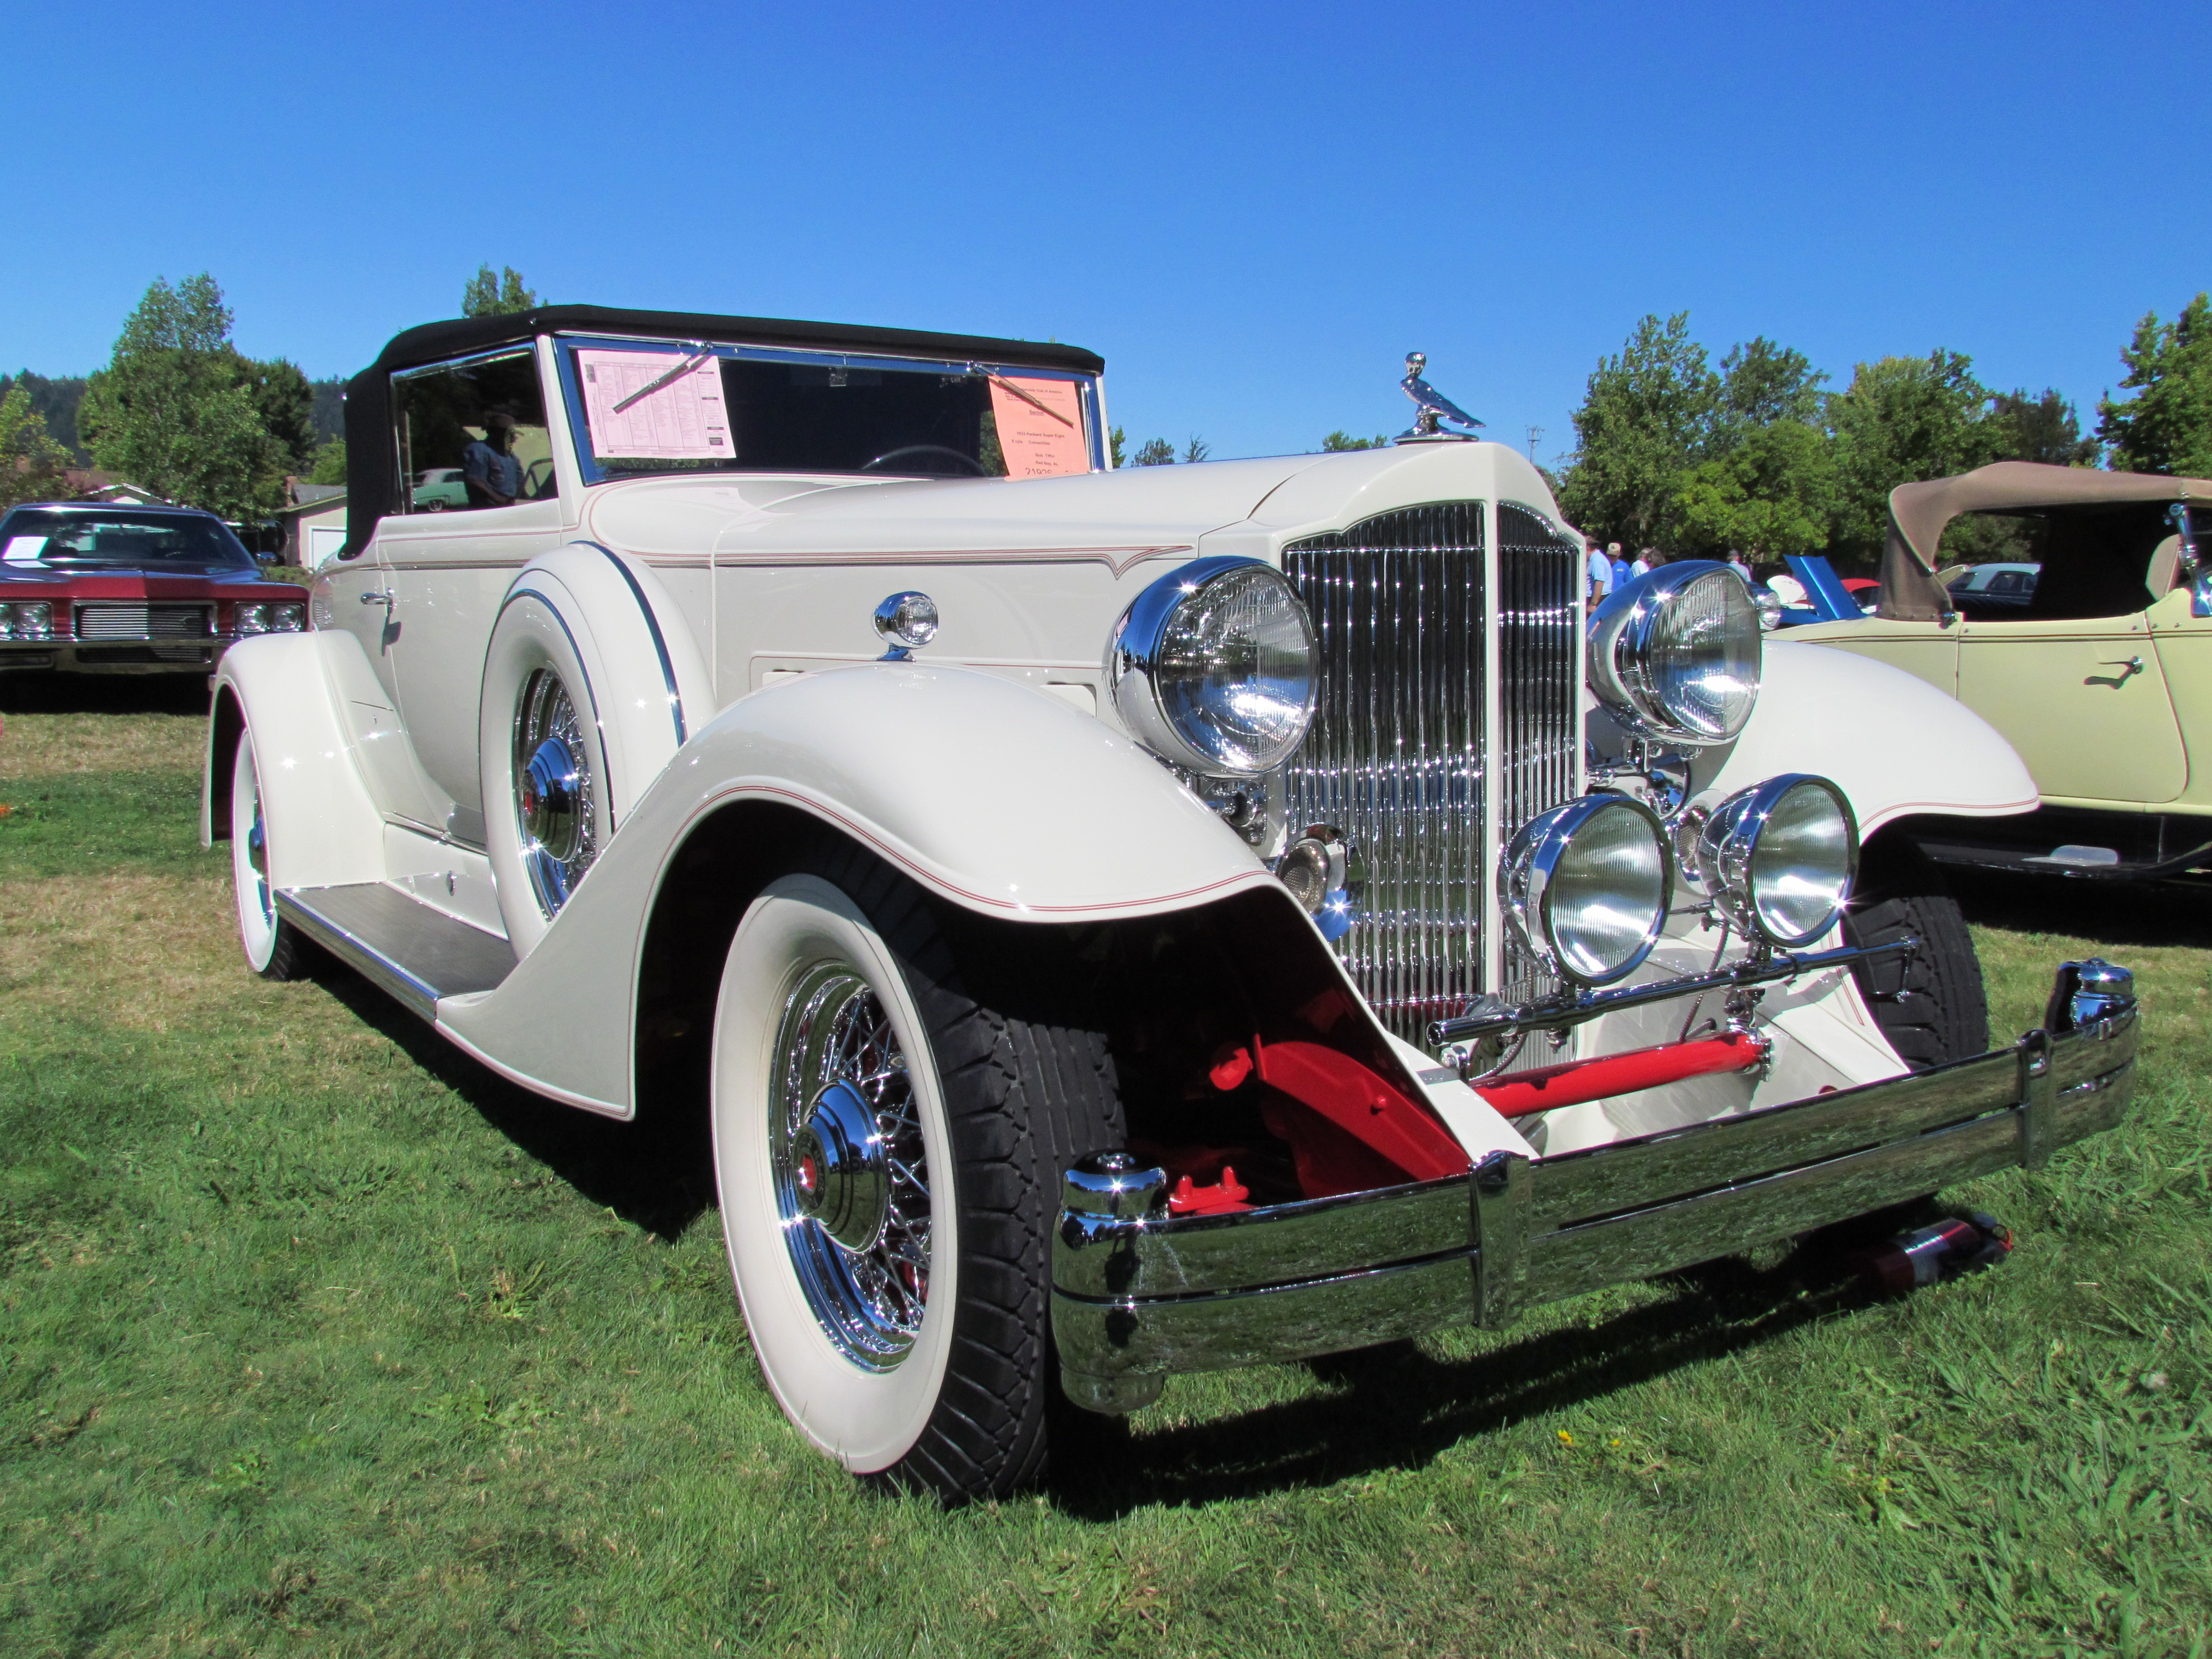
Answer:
[
  {"xmin": 1473, "ymin": 1031, "xmax": 1770, "ymax": 1119},
  {"xmin": 1166, "ymin": 1167, "xmax": 1252, "ymax": 1215}
]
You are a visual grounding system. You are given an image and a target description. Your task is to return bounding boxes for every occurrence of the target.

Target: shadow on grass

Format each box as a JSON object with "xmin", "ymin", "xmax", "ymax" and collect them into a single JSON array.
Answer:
[
  {"xmin": 1949, "ymin": 865, "xmax": 2212, "ymax": 950},
  {"xmin": 1050, "ymin": 1246, "xmax": 1901, "ymax": 1520},
  {"xmin": 307, "ymin": 952, "xmax": 717, "ymax": 1243},
  {"xmin": 0, "ymin": 673, "xmax": 211, "ymax": 717}
]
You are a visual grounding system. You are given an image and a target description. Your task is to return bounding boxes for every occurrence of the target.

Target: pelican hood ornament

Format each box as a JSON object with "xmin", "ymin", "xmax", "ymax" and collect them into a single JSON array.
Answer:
[{"xmin": 1397, "ymin": 351, "xmax": 1484, "ymax": 442}]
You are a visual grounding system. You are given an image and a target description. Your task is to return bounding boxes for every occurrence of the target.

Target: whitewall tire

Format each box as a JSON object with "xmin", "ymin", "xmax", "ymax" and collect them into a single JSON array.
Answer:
[
  {"xmin": 709, "ymin": 840, "xmax": 1122, "ymax": 1500},
  {"xmin": 229, "ymin": 728, "xmax": 306, "ymax": 980}
]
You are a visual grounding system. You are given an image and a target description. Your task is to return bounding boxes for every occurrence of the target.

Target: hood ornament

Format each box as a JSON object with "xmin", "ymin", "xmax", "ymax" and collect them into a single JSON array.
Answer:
[{"xmin": 1397, "ymin": 352, "xmax": 1484, "ymax": 443}]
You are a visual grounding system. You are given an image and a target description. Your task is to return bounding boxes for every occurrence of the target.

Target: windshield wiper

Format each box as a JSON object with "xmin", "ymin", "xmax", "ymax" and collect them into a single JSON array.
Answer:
[{"xmin": 611, "ymin": 344, "xmax": 716, "ymax": 414}]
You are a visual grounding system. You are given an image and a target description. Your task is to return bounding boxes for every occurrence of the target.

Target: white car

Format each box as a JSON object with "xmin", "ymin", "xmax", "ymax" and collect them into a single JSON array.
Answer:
[{"xmin": 203, "ymin": 305, "xmax": 2141, "ymax": 1500}]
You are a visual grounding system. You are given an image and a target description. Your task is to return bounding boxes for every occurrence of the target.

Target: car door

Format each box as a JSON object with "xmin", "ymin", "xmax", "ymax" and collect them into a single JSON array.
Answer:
[
  {"xmin": 1956, "ymin": 606, "xmax": 2185, "ymax": 805},
  {"xmin": 380, "ymin": 346, "xmax": 567, "ymax": 831}
]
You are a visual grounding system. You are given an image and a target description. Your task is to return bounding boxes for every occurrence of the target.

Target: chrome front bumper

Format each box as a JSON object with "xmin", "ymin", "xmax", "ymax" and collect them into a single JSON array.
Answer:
[{"xmin": 1052, "ymin": 965, "xmax": 2140, "ymax": 1412}]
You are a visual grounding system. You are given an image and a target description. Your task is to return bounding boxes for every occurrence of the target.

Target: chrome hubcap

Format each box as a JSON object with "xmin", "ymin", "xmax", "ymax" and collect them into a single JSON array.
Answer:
[
  {"xmin": 770, "ymin": 962, "xmax": 930, "ymax": 1371},
  {"xmin": 514, "ymin": 668, "xmax": 596, "ymax": 915},
  {"xmin": 243, "ymin": 763, "xmax": 273, "ymax": 924}
]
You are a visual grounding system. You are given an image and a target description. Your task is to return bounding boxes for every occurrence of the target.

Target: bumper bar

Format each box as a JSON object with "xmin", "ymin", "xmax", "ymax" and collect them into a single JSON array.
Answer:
[{"xmin": 1053, "ymin": 961, "xmax": 2139, "ymax": 1412}]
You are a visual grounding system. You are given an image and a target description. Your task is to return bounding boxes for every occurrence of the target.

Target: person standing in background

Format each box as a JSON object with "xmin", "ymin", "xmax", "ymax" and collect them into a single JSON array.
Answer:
[
  {"xmin": 1585, "ymin": 539, "xmax": 1613, "ymax": 603},
  {"xmin": 1727, "ymin": 549, "xmax": 1753, "ymax": 585},
  {"xmin": 1607, "ymin": 542, "xmax": 1633, "ymax": 592}
]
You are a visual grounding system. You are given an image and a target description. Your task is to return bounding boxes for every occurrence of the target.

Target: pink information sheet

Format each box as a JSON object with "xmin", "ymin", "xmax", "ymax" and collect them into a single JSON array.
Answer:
[
  {"xmin": 987, "ymin": 376, "xmax": 1089, "ymax": 479},
  {"xmin": 578, "ymin": 349, "xmax": 732, "ymax": 459}
]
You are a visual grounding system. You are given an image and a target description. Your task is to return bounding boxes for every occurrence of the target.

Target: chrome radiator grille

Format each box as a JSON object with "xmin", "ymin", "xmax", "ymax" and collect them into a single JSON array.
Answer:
[
  {"xmin": 1284, "ymin": 499, "xmax": 1582, "ymax": 1041},
  {"xmin": 1285, "ymin": 504, "xmax": 1487, "ymax": 1040},
  {"xmin": 73, "ymin": 603, "xmax": 211, "ymax": 641},
  {"xmin": 1496, "ymin": 502, "xmax": 1585, "ymax": 999}
]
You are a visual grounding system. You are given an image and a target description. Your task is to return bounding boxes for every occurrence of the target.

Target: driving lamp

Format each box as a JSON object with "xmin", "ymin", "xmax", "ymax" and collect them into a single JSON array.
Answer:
[
  {"xmin": 1589, "ymin": 561, "xmax": 1762, "ymax": 745},
  {"xmin": 1500, "ymin": 794, "xmax": 1673, "ymax": 986},
  {"xmin": 1692, "ymin": 774, "xmax": 1857, "ymax": 947},
  {"xmin": 1104, "ymin": 557, "xmax": 1318, "ymax": 775}
]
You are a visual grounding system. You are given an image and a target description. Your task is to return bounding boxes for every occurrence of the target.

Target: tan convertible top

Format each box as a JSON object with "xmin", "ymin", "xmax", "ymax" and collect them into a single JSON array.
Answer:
[{"xmin": 1878, "ymin": 462, "xmax": 2212, "ymax": 620}]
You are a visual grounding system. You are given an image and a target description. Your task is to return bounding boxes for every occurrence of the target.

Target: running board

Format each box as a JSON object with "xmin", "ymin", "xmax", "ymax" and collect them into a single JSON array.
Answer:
[{"xmin": 275, "ymin": 883, "xmax": 517, "ymax": 1019}]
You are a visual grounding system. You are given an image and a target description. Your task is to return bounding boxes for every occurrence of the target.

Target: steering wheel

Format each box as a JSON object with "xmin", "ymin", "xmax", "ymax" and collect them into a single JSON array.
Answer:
[{"xmin": 860, "ymin": 445, "xmax": 988, "ymax": 477}]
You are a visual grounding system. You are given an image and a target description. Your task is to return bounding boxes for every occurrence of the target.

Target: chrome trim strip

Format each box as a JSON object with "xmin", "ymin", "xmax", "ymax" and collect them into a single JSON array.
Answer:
[
  {"xmin": 572, "ymin": 540, "xmax": 686, "ymax": 747},
  {"xmin": 274, "ymin": 889, "xmax": 441, "ymax": 1020},
  {"xmin": 1052, "ymin": 980, "xmax": 2138, "ymax": 1406}
]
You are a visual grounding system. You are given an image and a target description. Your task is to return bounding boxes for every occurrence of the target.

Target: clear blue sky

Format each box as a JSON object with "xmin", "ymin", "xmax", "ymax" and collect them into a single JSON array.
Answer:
[{"xmin": 5, "ymin": 0, "xmax": 2206, "ymax": 470}]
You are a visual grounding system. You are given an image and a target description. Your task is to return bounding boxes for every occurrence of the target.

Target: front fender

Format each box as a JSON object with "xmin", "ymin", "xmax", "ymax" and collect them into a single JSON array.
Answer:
[
  {"xmin": 202, "ymin": 632, "xmax": 385, "ymax": 892},
  {"xmin": 435, "ymin": 663, "xmax": 1281, "ymax": 1112},
  {"xmin": 1702, "ymin": 639, "xmax": 2037, "ymax": 835}
]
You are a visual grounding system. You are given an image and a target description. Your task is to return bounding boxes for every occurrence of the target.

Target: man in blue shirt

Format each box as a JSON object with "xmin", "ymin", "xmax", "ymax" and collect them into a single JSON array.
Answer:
[
  {"xmin": 1585, "ymin": 541, "xmax": 1613, "ymax": 603},
  {"xmin": 1607, "ymin": 542, "xmax": 1633, "ymax": 592},
  {"xmin": 462, "ymin": 412, "xmax": 524, "ymax": 508}
]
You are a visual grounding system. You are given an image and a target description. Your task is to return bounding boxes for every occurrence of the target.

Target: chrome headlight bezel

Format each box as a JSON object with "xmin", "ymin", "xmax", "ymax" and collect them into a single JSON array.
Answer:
[
  {"xmin": 1589, "ymin": 560, "xmax": 1763, "ymax": 746},
  {"xmin": 1501, "ymin": 793, "xmax": 1674, "ymax": 988},
  {"xmin": 1103, "ymin": 556, "xmax": 1318, "ymax": 777},
  {"xmin": 1692, "ymin": 773, "xmax": 1858, "ymax": 947}
]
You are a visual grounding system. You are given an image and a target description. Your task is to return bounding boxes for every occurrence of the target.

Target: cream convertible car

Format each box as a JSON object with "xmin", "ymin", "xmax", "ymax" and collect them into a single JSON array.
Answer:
[
  {"xmin": 203, "ymin": 307, "xmax": 2141, "ymax": 1500},
  {"xmin": 1797, "ymin": 461, "xmax": 2212, "ymax": 882}
]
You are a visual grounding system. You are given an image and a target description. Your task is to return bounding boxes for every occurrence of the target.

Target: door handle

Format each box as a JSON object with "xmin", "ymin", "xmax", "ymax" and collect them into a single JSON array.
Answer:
[
  {"xmin": 359, "ymin": 590, "xmax": 395, "ymax": 609},
  {"xmin": 2096, "ymin": 655, "xmax": 2145, "ymax": 678}
]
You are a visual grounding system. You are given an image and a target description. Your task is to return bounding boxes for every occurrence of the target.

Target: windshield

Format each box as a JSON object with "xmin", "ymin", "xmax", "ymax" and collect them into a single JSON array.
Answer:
[
  {"xmin": 560, "ymin": 338, "xmax": 1101, "ymax": 484},
  {"xmin": 0, "ymin": 509, "xmax": 256, "ymax": 571}
]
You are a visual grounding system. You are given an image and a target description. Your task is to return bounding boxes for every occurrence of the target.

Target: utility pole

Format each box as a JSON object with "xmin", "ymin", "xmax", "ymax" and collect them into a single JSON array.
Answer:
[{"xmin": 1524, "ymin": 424, "xmax": 1544, "ymax": 463}]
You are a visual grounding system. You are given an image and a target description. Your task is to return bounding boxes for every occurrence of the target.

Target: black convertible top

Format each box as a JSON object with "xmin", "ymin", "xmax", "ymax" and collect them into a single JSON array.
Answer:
[{"xmin": 343, "ymin": 306, "xmax": 1103, "ymax": 556}]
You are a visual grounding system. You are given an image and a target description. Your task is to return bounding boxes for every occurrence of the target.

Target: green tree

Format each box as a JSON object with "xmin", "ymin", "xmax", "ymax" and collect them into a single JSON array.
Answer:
[
  {"xmin": 1672, "ymin": 420, "xmax": 1838, "ymax": 559},
  {"xmin": 1558, "ymin": 312, "xmax": 1721, "ymax": 546},
  {"xmin": 309, "ymin": 438, "xmax": 348, "ymax": 486},
  {"xmin": 1989, "ymin": 389, "xmax": 2098, "ymax": 467},
  {"xmin": 77, "ymin": 274, "xmax": 282, "ymax": 519},
  {"xmin": 1, "ymin": 383, "xmax": 76, "ymax": 510},
  {"xmin": 2097, "ymin": 293, "xmax": 2212, "ymax": 477},
  {"xmin": 1181, "ymin": 436, "xmax": 1210, "ymax": 464},
  {"xmin": 1322, "ymin": 430, "xmax": 1389, "ymax": 451},
  {"xmin": 1109, "ymin": 425, "xmax": 1126, "ymax": 468},
  {"xmin": 1824, "ymin": 350, "xmax": 1996, "ymax": 558},
  {"xmin": 1717, "ymin": 337, "xmax": 1824, "ymax": 432},
  {"xmin": 236, "ymin": 356, "xmax": 316, "ymax": 476},
  {"xmin": 463, "ymin": 265, "xmax": 539, "ymax": 318},
  {"xmin": 1131, "ymin": 437, "xmax": 1176, "ymax": 466}
]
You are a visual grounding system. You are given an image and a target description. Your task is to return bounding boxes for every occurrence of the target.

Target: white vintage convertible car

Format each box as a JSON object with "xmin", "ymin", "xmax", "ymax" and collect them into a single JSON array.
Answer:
[{"xmin": 202, "ymin": 305, "xmax": 2141, "ymax": 1500}]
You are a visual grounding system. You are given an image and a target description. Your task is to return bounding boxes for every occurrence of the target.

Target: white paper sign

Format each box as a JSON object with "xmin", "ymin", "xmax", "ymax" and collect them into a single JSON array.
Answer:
[
  {"xmin": 578, "ymin": 349, "xmax": 732, "ymax": 459},
  {"xmin": 3, "ymin": 536, "xmax": 49, "ymax": 563}
]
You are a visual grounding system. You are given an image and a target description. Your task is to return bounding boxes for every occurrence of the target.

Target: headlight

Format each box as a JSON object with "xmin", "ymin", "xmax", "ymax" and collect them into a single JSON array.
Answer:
[
  {"xmin": 1501, "ymin": 794, "xmax": 1673, "ymax": 986},
  {"xmin": 1104, "ymin": 557, "xmax": 1317, "ymax": 775},
  {"xmin": 0, "ymin": 601, "xmax": 53, "ymax": 640},
  {"xmin": 1693, "ymin": 774, "xmax": 1857, "ymax": 947},
  {"xmin": 1589, "ymin": 561, "xmax": 1761, "ymax": 745},
  {"xmin": 233, "ymin": 601, "xmax": 306, "ymax": 636}
]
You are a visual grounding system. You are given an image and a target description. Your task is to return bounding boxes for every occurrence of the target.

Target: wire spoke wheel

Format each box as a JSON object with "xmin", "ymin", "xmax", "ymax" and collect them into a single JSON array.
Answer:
[
  {"xmin": 770, "ymin": 963, "xmax": 933, "ymax": 1370},
  {"xmin": 513, "ymin": 667, "xmax": 598, "ymax": 915}
]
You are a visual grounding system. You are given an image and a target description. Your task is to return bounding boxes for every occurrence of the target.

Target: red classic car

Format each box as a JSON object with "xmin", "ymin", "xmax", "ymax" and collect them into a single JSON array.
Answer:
[{"xmin": 0, "ymin": 502, "xmax": 310, "ymax": 674}]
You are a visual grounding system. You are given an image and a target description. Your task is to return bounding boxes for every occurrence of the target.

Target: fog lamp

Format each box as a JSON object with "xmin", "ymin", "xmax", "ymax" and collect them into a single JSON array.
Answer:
[
  {"xmin": 1501, "ymin": 794, "xmax": 1673, "ymax": 986},
  {"xmin": 1693, "ymin": 774, "xmax": 1857, "ymax": 947}
]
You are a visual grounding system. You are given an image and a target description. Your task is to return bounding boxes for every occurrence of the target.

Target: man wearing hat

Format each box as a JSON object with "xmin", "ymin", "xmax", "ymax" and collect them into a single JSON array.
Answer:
[{"xmin": 462, "ymin": 411, "xmax": 523, "ymax": 508}]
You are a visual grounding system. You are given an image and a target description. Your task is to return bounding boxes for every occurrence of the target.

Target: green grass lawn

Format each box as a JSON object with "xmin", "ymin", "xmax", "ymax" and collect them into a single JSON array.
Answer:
[{"xmin": 2, "ymin": 685, "xmax": 2208, "ymax": 1657}]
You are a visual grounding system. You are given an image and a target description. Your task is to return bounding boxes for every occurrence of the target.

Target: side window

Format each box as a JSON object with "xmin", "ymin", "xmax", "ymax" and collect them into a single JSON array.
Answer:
[{"xmin": 392, "ymin": 350, "xmax": 557, "ymax": 513}]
